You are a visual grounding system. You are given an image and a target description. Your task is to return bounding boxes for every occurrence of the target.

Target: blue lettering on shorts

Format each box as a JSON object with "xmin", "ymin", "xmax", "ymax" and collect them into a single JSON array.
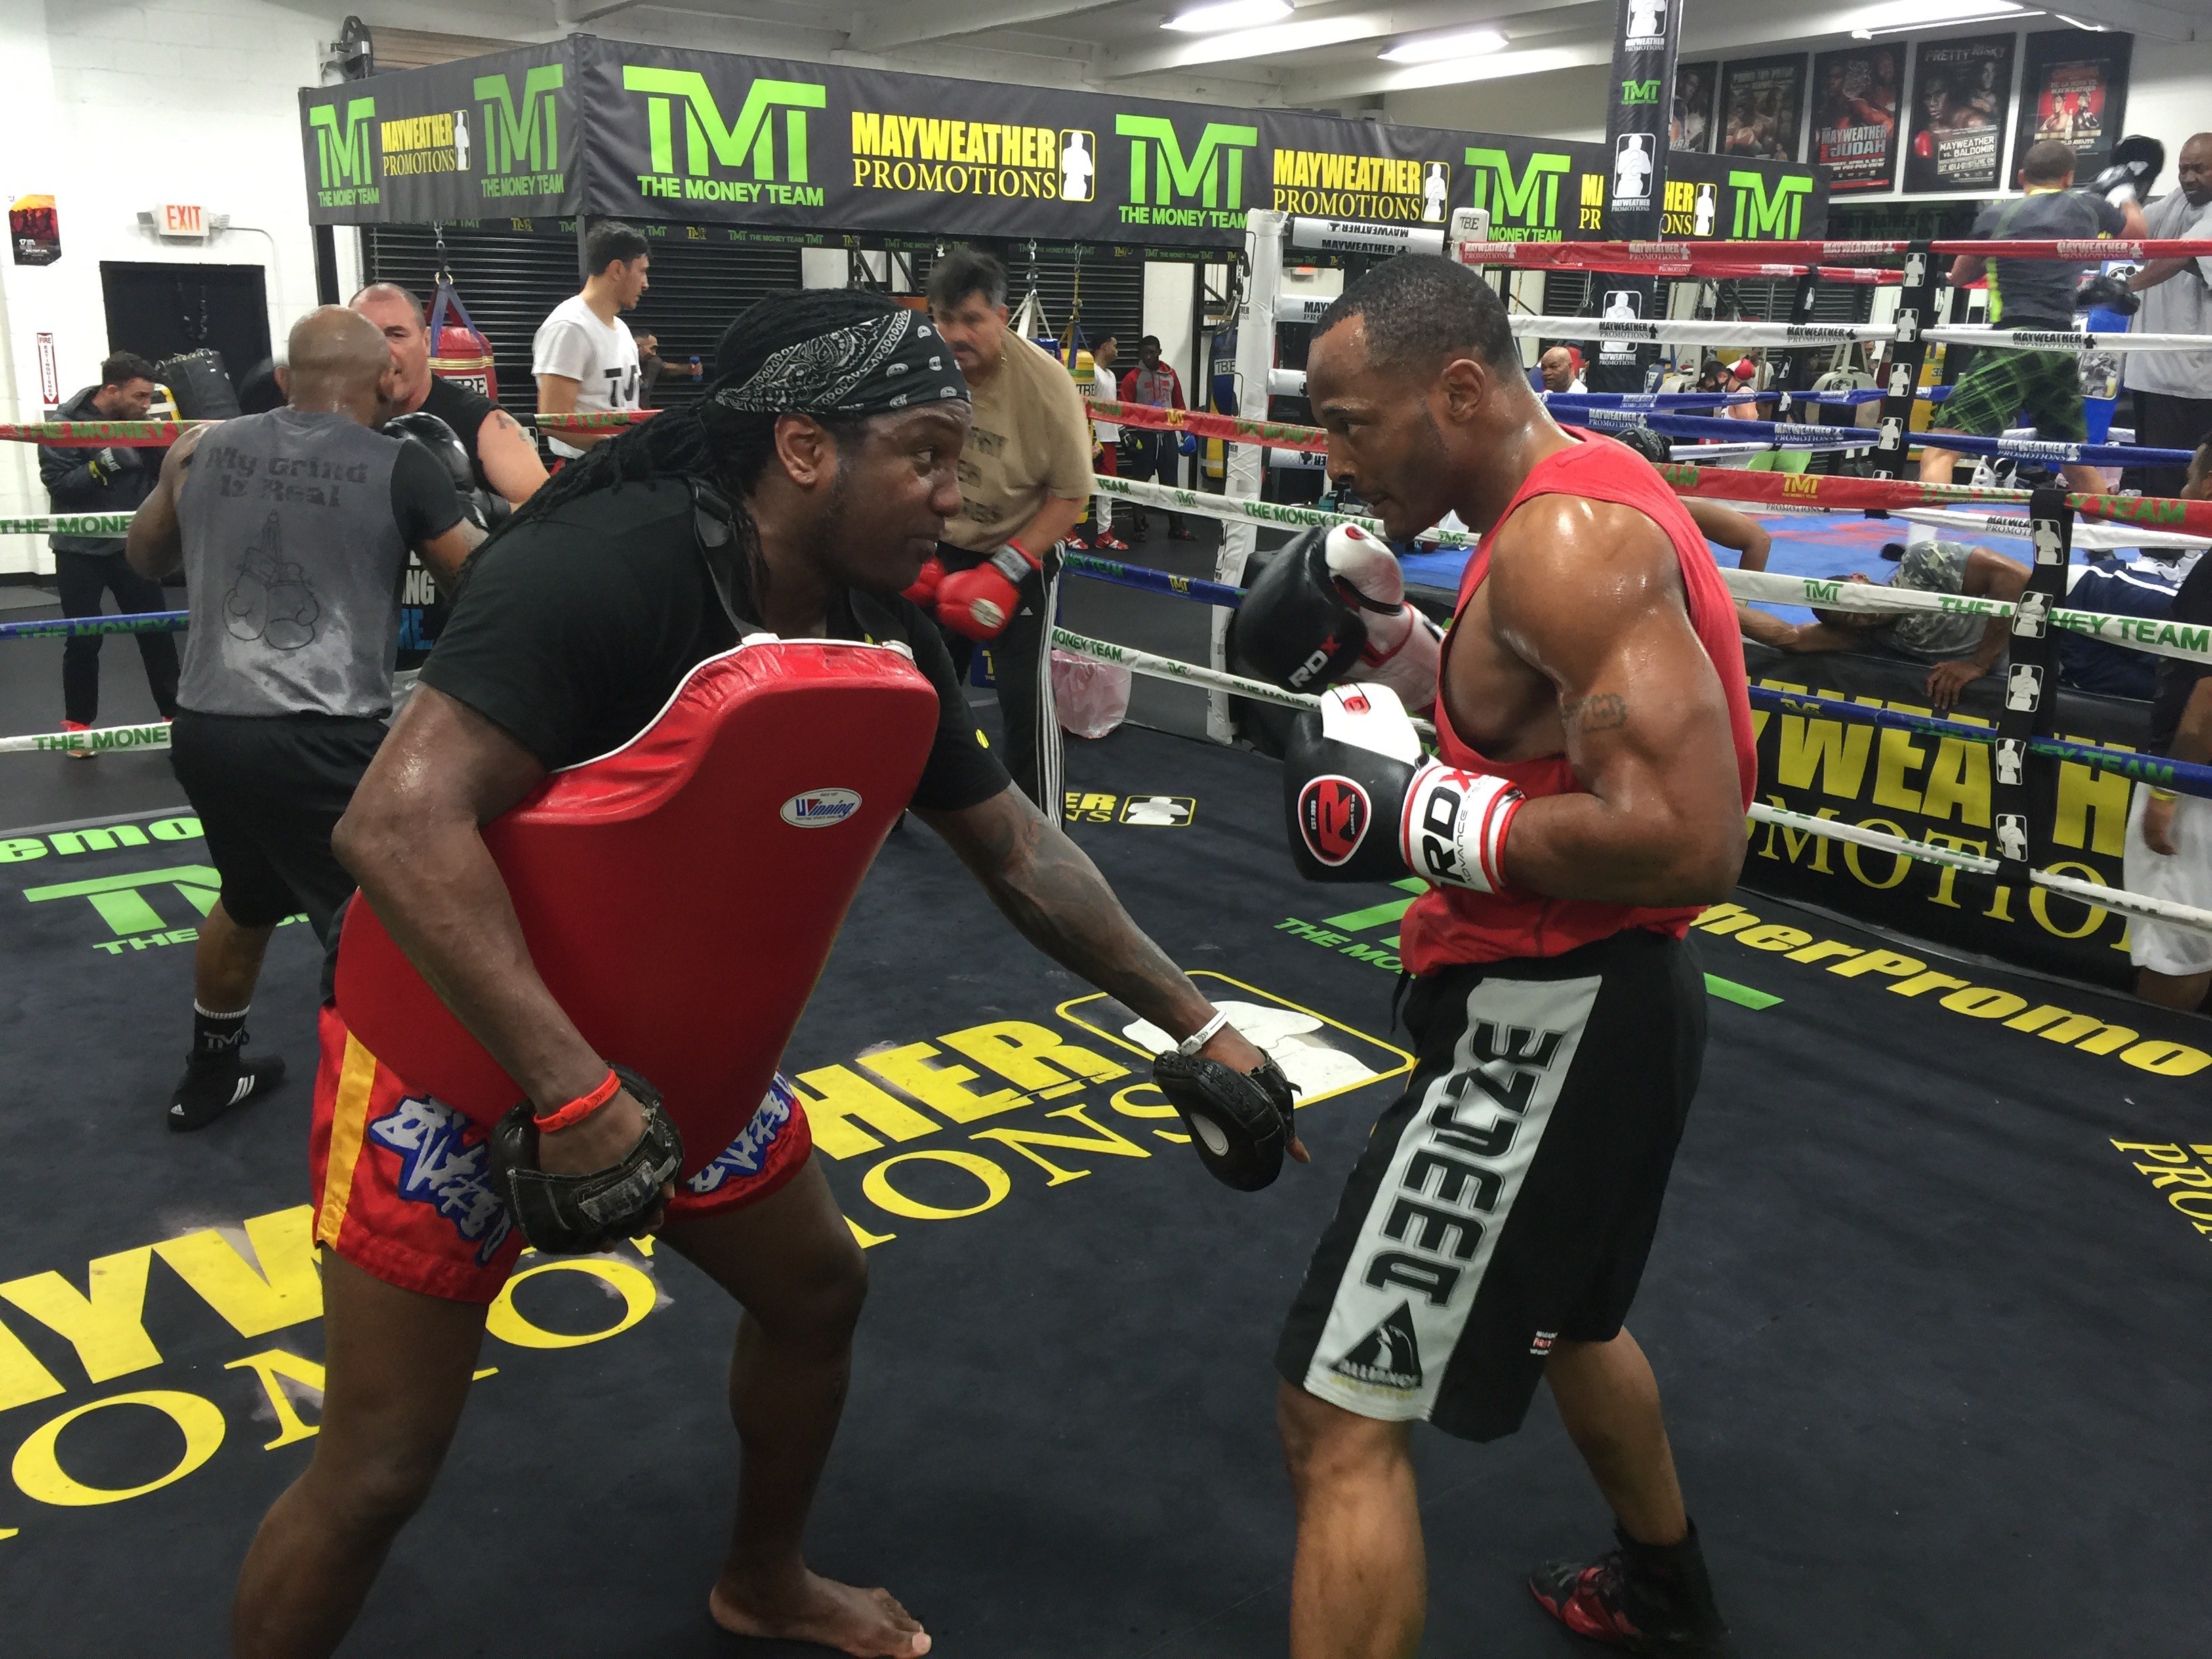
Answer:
[
  {"xmin": 367, "ymin": 1095, "xmax": 516, "ymax": 1265},
  {"xmin": 684, "ymin": 1073, "xmax": 798, "ymax": 1196}
]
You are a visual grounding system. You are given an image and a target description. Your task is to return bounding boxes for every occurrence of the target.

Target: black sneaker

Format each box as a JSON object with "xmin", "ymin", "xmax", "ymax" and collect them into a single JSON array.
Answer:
[
  {"xmin": 168, "ymin": 1051, "xmax": 287, "ymax": 1132},
  {"xmin": 1530, "ymin": 1524, "xmax": 1738, "ymax": 1656}
]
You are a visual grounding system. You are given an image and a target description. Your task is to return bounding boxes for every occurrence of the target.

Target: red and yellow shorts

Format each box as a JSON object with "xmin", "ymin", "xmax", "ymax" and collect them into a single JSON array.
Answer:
[{"xmin": 308, "ymin": 1004, "xmax": 813, "ymax": 1303}]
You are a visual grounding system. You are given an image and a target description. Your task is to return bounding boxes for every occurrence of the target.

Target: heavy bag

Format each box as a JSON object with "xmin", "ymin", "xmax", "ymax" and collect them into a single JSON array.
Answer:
[
  {"xmin": 155, "ymin": 349, "xmax": 241, "ymax": 419},
  {"xmin": 429, "ymin": 276, "xmax": 497, "ymax": 400},
  {"xmin": 334, "ymin": 638, "xmax": 942, "ymax": 1176}
]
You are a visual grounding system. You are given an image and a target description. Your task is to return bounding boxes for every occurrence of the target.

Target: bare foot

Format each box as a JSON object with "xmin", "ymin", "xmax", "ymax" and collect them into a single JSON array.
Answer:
[{"xmin": 710, "ymin": 1571, "xmax": 930, "ymax": 1656}]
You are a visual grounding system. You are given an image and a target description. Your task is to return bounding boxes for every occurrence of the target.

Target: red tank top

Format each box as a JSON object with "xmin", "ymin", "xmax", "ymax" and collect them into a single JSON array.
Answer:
[{"xmin": 1398, "ymin": 432, "xmax": 1757, "ymax": 972}]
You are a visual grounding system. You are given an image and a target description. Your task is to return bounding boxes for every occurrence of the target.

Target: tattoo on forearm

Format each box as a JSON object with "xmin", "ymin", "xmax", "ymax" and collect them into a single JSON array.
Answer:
[
  {"xmin": 971, "ymin": 801, "xmax": 1201, "ymax": 1027},
  {"xmin": 1561, "ymin": 693, "xmax": 1627, "ymax": 737}
]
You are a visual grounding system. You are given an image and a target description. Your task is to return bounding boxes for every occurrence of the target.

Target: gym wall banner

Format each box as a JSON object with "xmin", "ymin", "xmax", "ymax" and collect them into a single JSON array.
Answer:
[
  {"xmin": 1742, "ymin": 645, "xmax": 2147, "ymax": 989},
  {"xmin": 1904, "ymin": 34, "xmax": 2016, "ymax": 195},
  {"xmin": 298, "ymin": 33, "xmax": 1826, "ymax": 251},
  {"xmin": 2013, "ymin": 28, "xmax": 2132, "ymax": 181},
  {"xmin": 1810, "ymin": 45, "xmax": 1904, "ymax": 192},
  {"xmin": 1719, "ymin": 55, "xmax": 1807, "ymax": 164},
  {"xmin": 1594, "ymin": 0, "xmax": 1681, "ymax": 390}
]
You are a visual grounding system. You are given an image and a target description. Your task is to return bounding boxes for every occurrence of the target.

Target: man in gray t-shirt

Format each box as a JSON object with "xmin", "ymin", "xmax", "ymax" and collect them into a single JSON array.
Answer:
[
  {"xmin": 2122, "ymin": 134, "xmax": 2212, "ymax": 499},
  {"xmin": 1919, "ymin": 139, "xmax": 2148, "ymax": 500},
  {"xmin": 1741, "ymin": 537, "xmax": 2031, "ymax": 710},
  {"xmin": 125, "ymin": 307, "xmax": 478, "ymax": 1131}
]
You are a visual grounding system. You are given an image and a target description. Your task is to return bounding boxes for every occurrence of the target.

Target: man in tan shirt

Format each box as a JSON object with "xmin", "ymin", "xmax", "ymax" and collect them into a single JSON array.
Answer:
[{"xmin": 909, "ymin": 247, "xmax": 1094, "ymax": 820}]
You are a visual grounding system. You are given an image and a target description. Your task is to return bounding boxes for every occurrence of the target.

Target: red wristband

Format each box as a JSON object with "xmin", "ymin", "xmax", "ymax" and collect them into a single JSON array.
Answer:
[
  {"xmin": 533, "ymin": 1067, "xmax": 621, "ymax": 1133},
  {"xmin": 1004, "ymin": 538, "xmax": 1042, "ymax": 570}
]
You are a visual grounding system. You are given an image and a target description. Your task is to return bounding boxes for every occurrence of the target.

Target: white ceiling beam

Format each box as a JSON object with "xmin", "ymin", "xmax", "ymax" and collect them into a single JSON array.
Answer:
[
  {"xmin": 844, "ymin": 1, "xmax": 1118, "ymax": 54},
  {"xmin": 1282, "ymin": 38, "xmax": 1611, "ymax": 102},
  {"xmin": 2041, "ymin": 0, "xmax": 2199, "ymax": 40},
  {"xmin": 1101, "ymin": 0, "xmax": 1605, "ymax": 81}
]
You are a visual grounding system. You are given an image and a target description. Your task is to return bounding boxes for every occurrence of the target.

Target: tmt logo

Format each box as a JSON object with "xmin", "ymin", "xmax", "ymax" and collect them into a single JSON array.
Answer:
[
  {"xmin": 1729, "ymin": 170, "xmax": 1814, "ymax": 239},
  {"xmin": 1115, "ymin": 115, "xmax": 1258, "ymax": 226},
  {"xmin": 476, "ymin": 66, "xmax": 565, "ymax": 192},
  {"xmin": 1463, "ymin": 148, "xmax": 1572, "ymax": 239},
  {"xmin": 307, "ymin": 96, "xmax": 377, "ymax": 204},
  {"xmin": 622, "ymin": 67, "xmax": 827, "ymax": 204},
  {"xmin": 1621, "ymin": 79, "xmax": 1662, "ymax": 105}
]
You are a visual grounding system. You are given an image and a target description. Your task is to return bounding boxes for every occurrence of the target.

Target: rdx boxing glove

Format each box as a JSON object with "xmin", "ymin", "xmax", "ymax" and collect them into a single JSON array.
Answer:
[
  {"xmin": 936, "ymin": 541, "xmax": 1040, "ymax": 642},
  {"xmin": 1282, "ymin": 683, "xmax": 1524, "ymax": 893},
  {"xmin": 1237, "ymin": 523, "xmax": 1441, "ymax": 708}
]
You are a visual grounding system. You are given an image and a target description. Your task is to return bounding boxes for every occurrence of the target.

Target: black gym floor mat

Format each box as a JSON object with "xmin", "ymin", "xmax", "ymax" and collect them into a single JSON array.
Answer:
[{"xmin": 2, "ymin": 724, "xmax": 2208, "ymax": 1657}]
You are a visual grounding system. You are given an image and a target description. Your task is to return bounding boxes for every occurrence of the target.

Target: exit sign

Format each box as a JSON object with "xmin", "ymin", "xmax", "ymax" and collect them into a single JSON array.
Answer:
[{"xmin": 158, "ymin": 203, "xmax": 205, "ymax": 237}]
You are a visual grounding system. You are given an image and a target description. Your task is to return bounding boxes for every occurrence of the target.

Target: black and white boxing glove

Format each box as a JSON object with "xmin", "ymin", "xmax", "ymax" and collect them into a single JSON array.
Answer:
[
  {"xmin": 386, "ymin": 409, "xmax": 494, "ymax": 531},
  {"xmin": 2075, "ymin": 272, "xmax": 2141, "ymax": 317},
  {"xmin": 1237, "ymin": 523, "xmax": 1441, "ymax": 705},
  {"xmin": 1283, "ymin": 683, "xmax": 1525, "ymax": 893},
  {"xmin": 2091, "ymin": 136, "xmax": 2165, "ymax": 207}
]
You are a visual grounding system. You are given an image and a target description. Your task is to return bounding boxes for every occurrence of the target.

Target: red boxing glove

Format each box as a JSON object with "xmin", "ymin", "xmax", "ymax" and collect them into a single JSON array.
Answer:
[
  {"xmin": 903, "ymin": 554, "xmax": 945, "ymax": 607},
  {"xmin": 935, "ymin": 542, "xmax": 1040, "ymax": 642}
]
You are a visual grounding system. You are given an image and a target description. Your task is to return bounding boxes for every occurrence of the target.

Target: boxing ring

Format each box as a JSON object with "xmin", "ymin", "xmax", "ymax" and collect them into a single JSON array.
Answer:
[{"xmin": 3, "ymin": 220, "xmax": 2212, "ymax": 1656}]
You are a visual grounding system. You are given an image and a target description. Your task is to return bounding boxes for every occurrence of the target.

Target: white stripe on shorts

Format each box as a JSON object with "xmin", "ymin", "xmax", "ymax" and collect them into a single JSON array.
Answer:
[{"xmin": 1300, "ymin": 972, "xmax": 1601, "ymax": 1422}]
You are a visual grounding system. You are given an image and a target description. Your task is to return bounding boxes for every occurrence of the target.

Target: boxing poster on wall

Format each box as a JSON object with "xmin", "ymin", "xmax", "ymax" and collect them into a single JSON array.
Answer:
[
  {"xmin": 1719, "ymin": 55, "xmax": 1806, "ymax": 163},
  {"xmin": 1671, "ymin": 62, "xmax": 1717, "ymax": 152},
  {"xmin": 1810, "ymin": 45, "xmax": 1903, "ymax": 191},
  {"xmin": 2013, "ymin": 28, "xmax": 2132, "ymax": 180},
  {"xmin": 297, "ymin": 35, "xmax": 1826, "ymax": 250},
  {"xmin": 1904, "ymin": 35, "xmax": 2015, "ymax": 194},
  {"xmin": 9, "ymin": 194, "xmax": 60, "ymax": 266}
]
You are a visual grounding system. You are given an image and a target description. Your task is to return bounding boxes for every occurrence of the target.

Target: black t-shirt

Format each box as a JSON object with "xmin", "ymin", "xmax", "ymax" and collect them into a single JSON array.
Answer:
[
  {"xmin": 391, "ymin": 438, "xmax": 466, "ymax": 541},
  {"xmin": 419, "ymin": 376, "xmax": 499, "ymax": 492},
  {"xmin": 2150, "ymin": 556, "xmax": 2212, "ymax": 756},
  {"xmin": 417, "ymin": 478, "xmax": 1010, "ymax": 811},
  {"xmin": 1969, "ymin": 188, "xmax": 2129, "ymax": 329}
]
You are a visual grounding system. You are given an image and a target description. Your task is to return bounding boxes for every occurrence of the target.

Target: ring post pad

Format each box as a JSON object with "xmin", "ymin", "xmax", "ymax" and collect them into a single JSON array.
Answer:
[
  {"xmin": 335, "ymin": 640, "xmax": 941, "ymax": 1179},
  {"xmin": 1151, "ymin": 1052, "xmax": 1298, "ymax": 1191}
]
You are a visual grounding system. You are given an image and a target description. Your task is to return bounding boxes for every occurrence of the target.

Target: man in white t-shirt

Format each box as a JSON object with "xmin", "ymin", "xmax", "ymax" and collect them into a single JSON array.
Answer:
[{"xmin": 533, "ymin": 220, "xmax": 651, "ymax": 459}]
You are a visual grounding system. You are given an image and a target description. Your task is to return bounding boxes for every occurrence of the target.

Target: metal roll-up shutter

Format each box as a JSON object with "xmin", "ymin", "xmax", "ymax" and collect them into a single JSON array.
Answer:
[{"xmin": 359, "ymin": 226, "xmax": 803, "ymax": 419}]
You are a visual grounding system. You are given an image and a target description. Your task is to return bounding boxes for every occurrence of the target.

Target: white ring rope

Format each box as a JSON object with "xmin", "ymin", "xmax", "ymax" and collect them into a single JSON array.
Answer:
[
  {"xmin": 1096, "ymin": 475, "xmax": 2212, "ymax": 667},
  {"xmin": 0, "ymin": 721, "xmax": 171, "ymax": 755},
  {"xmin": 1504, "ymin": 315, "xmax": 2212, "ymax": 356},
  {"xmin": 1887, "ymin": 506, "xmax": 2209, "ymax": 553},
  {"xmin": 1048, "ymin": 625, "xmax": 2212, "ymax": 937}
]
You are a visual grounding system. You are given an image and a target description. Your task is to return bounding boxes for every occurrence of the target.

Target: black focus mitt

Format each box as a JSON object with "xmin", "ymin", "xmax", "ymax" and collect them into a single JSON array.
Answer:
[
  {"xmin": 489, "ymin": 1065, "xmax": 684, "ymax": 1253},
  {"xmin": 1153, "ymin": 1050, "xmax": 1298, "ymax": 1191},
  {"xmin": 2076, "ymin": 272, "xmax": 2140, "ymax": 317}
]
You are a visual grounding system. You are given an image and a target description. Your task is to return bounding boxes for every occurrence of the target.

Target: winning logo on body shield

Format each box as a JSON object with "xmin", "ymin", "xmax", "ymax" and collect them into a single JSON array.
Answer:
[{"xmin": 780, "ymin": 788, "xmax": 863, "ymax": 827}]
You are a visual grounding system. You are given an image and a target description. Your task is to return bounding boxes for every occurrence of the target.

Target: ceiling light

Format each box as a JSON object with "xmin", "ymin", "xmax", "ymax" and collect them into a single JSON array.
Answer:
[
  {"xmin": 1164, "ymin": 16, "xmax": 1378, "ymax": 64},
  {"xmin": 1845, "ymin": 0, "xmax": 2023, "ymax": 34},
  {"xmin": 2053, "ymin": 11, "xmax": 2108, "ymax": 26},
  {"xmin": 1380, "ymin": 27, "xmax": 1509, "ymax": 63},
  {"xmin": 1162, "ymin": 0, "xmax": 1292, "ymax": 33}
]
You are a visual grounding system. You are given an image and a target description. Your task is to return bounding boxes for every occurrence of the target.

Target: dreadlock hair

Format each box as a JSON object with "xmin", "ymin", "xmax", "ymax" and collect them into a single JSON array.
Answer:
[{"xmin": 494, "ymin": 290, "xmax": 905, "ymax": 596}]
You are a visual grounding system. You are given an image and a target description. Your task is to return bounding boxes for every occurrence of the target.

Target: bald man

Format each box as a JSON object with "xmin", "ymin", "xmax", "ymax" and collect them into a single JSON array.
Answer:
[
  {"xmin": 127, "ymin": 308, "xmax": 481, "ymax": 1131},
  {"xmin": 1538, "ymin": 346, "xmax": 1584, "ymax": 394},
  {"xmin": 2123, "ymin": 134, "xmax": 2212, "ymax": 501}
]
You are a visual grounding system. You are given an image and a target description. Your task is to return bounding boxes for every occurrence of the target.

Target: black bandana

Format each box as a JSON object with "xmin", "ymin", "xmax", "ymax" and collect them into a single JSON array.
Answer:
[{"xmin": 712, "ymin": 307, "xmax": 968, "ymax": 419}]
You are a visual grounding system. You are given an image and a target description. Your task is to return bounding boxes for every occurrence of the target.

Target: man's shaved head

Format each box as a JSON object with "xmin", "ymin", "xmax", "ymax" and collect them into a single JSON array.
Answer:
[
  {"xmin": 1313, "ymin": 255, "xmax": 1520, "ymax": 377},
  {"xmin": 282, "ymin": 306, "xmax": 398, "ymax": 417}
]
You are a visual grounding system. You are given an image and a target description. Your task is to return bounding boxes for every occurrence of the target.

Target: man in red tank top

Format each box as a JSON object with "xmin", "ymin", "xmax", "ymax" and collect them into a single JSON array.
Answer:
[{"xmin": 1265, "ymin": 257, "xmax": 1754, "ymax": 1658}]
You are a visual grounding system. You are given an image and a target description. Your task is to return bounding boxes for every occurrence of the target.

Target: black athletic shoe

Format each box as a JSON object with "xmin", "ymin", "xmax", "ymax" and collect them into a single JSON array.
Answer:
[
  {"xmin": 168, "ymin": 1051, "xmax": 287, "ymax": 1132},
  {"xmin": 1530, "ymin": 1524, "xmax": 1739, "ymax": 1656}
]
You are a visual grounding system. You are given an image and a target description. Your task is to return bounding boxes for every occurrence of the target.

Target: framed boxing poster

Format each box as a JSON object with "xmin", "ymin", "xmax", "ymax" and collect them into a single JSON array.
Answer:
[
  {"xmin": 1719, "ymin": 55, "xmax": 1807, "ymax": 163},
  {"xmin": 2013, "ymin": 28, "xmax": 2131, "ymax": 180},
  {"xmin": 1811, "ymin": 45, "xmax": 1903, "ymax": 192},
  {"xmin": 1904, "ymin": 34, "xmax": 2015, "ymax": 194},
  {"xmin": 1671, "ymin": 62, "xmax": 1717, "ymax": 153}
]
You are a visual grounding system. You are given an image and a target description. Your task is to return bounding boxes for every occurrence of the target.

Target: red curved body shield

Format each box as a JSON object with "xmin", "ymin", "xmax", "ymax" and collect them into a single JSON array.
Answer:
[{"xmin": 334, "ymin": 640, "xmax": 941, "ymax": 1173}]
